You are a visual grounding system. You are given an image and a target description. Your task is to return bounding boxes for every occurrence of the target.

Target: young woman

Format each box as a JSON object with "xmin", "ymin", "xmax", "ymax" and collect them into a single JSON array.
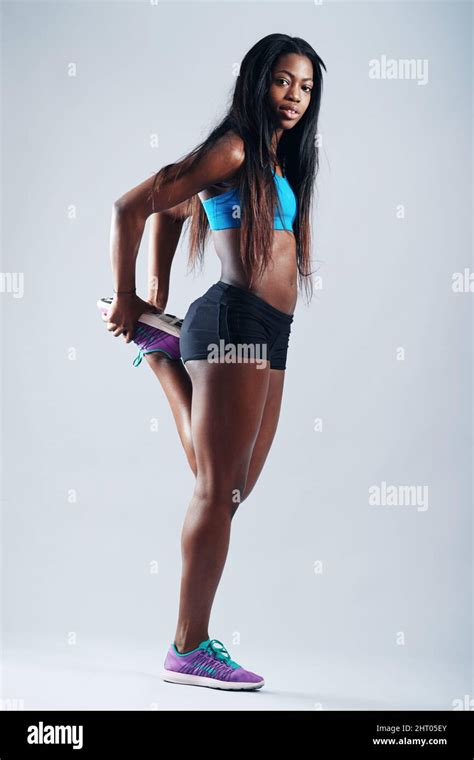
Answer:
[{"xmin": 99, "ymin": 33, "xmax": 326, "ymax": 691}]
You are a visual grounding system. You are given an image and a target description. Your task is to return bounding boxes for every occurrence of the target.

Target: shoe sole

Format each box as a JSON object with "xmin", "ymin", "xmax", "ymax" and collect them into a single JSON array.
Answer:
[
  {"xmin": 161, "ymin": 668, "xmax": 265, "ymax": 691},
  {"xmin": 97, "ymin": 299, "xmax": 182, "ymax": 338}
]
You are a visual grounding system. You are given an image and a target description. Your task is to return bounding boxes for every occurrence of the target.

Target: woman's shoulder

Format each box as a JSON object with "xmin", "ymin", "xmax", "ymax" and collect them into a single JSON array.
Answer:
[
  {"xmin": 202, "ymin": 130, "xmax": 245, "ymax": 193},
  {"xmin": 218, "ymin": 129, "xmax": 245, "ymax": 161}
]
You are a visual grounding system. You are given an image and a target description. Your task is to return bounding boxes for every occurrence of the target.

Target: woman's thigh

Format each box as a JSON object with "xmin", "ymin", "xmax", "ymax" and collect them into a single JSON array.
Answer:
[
  {"xmin": 244, "ymin": 368, "xmax": 285, "ymax": 499},
  {"xmin": 185, "ymin": 359, "xmax": 271, "ymax": 504}
]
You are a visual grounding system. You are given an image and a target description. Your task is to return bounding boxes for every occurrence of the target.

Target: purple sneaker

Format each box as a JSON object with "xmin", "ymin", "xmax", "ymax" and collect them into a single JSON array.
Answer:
[
  {"xmin": 131, "ymin": 321, "xmax": 181, "ymax": 367},
  {"xmin": 96, "ymin": 297, "xmax": 183, "ymax": 337},
  {"xmin": 161, "ymin": 638, "xmax": 265, "ymax": 691},
  {"xmin": 96, "ymin": 297, "xmax": 182, "ymax": 366}
]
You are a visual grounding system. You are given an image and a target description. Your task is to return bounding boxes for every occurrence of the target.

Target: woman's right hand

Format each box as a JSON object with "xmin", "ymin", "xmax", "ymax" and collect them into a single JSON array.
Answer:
[{"xmin": 102, "ymin": 293, "xmax": 163, "ymax": 344}]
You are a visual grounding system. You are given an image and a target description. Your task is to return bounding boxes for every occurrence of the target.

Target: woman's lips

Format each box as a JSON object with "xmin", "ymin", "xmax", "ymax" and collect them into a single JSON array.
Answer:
[{"xmin": 279, "ymin": 107, "xmax": 299, "ymax": 120}]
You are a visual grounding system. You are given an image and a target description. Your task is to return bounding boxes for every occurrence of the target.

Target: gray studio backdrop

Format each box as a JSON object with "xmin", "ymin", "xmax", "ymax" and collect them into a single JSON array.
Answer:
[{"xmin": 1, "ymin": 0, "xmax": 472, "ymax": 710}]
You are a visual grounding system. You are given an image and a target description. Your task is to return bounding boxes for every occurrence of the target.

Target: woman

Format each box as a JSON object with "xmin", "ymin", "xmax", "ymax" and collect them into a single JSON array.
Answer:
[{"xmin": 99, "ymin": 33, "xmax": 326, "ymax": 691}]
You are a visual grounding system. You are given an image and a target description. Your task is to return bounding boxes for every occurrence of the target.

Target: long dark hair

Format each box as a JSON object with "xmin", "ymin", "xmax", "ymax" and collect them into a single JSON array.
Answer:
[{"xmin": 148, "ymin": 33, "xmax": 326, "ymax": 304}]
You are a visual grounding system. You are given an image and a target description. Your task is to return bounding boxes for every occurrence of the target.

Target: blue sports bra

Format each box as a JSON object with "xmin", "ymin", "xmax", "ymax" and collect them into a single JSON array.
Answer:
[{"xmin": 199, "ymin": 168, "xmax": 297, "ymax": 231}]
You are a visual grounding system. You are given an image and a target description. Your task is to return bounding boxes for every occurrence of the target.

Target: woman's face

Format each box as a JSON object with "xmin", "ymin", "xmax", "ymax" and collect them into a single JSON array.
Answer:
[{"xmin": 267, "ymin": 53, "xmax": 314, "ymax": 129}]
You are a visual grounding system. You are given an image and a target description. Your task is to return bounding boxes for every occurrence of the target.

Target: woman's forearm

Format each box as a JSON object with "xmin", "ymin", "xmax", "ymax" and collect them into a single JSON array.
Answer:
[
  {"xmin": 147, "ymin": 211, "xmax": 184, "ymax": 308},
  {"xmin": 108, "ymin": 145, "xmax": 239, "ymax": 294},
  {"xmin": 109, "ymin": 203, "xmax": 146, "ymax": 292}
]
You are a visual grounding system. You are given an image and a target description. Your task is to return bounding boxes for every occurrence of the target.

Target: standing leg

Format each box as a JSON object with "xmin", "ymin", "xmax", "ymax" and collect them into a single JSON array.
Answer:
[
  {"xmin": 173, "ymin": 360, "xmax": 270, "ymax": 653},
  {"xmin": 243, "ymin": 369, "xmax": 285, "ymax": 502}
]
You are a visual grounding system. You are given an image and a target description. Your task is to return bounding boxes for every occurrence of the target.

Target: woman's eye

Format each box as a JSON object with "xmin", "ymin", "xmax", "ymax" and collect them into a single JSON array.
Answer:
[{"xmin": 276, "ymin": 78, "xmax": 312, "ymax": 93}]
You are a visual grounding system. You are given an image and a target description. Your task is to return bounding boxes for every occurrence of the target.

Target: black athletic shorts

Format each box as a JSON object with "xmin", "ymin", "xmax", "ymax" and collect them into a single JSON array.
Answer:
[{"xmin": 180, "ymin": 280, "xmax": 294, "ymax": 371}]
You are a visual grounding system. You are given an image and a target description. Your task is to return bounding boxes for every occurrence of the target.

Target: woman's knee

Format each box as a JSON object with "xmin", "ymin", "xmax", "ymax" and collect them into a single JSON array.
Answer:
[{"xmin": 194, "ymin": 470, "xmax": 248, "ymax": 512}]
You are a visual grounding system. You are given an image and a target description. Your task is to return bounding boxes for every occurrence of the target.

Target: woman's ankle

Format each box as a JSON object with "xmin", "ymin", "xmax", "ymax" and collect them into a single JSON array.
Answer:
[{"xmin": 173, "ymin": 634, "xmax": 209, "ymax": 654}]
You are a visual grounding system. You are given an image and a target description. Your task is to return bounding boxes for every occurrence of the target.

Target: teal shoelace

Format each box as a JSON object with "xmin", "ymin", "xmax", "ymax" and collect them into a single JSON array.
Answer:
[
  {"xmin": 133, "ymin": 349, "xmax": 145, "ymax": 367},
  {"xmin": 132, "ymin": 347, "xmax": 172, "ymax": 367},
  {"xmin": 204, "ymin": 639, "xmax": 241, "ymax": 669}
]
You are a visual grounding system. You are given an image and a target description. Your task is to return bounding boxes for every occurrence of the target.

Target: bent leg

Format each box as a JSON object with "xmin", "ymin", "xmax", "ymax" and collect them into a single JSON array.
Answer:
[
  {"xmin": 173, "ymin": 360, "xmax": 270, "ymax": 652},
  {"xmin": 144, "ymin": 355, "xmax": 285, "ymax": 504},
  {"xmin": 144, "ymin": 354, "xmax": 197, "ymax": 475}
]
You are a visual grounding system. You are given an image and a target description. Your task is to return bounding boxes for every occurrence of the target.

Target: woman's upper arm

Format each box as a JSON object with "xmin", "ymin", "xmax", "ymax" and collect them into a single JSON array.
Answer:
[{"xmin": 114, "ymin": 132, "xmax": 245, "ymax": 222}]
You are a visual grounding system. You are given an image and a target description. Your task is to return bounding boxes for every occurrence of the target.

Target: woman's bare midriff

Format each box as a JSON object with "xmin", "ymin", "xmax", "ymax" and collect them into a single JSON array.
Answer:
[{"xmin": 211, "ymin": 228, "xmax": 297, "ymax": 315}]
